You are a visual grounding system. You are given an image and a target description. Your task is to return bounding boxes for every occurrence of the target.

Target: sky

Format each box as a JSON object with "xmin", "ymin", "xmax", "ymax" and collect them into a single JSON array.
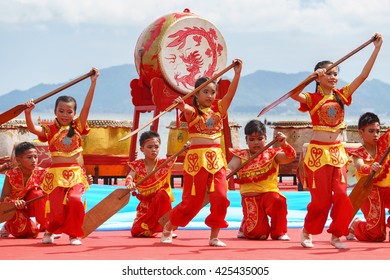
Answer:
[{"xmin": 1, "ymin": 0, "xmax": 389, "ymax": 96}]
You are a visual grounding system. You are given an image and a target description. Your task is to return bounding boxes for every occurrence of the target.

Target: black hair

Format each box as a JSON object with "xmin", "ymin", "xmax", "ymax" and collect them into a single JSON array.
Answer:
[
  {"xmin": 139, "ymin": 131, "xmax": 161, "ymax": 146},
  {"xmin": 244, "ymin": 119, "xmax": 266, "ymax": 136},
  {"xmin": 55, "ymin": 96, "xmax": 77, "ymax": 138},
  {"xmin": 358, "ymin": 112, "xmax": 380, "ymax": 129},
  {"xmin": 314, "ymin": 60, "xmax": 344, "ymax": 110},
  {"xmin": 15, "ymin": 142, "xmax": 36, "ymax": 157},
  {"xmin": 193, "ymin": 77, "xmax": 217, "ymax": 116}
]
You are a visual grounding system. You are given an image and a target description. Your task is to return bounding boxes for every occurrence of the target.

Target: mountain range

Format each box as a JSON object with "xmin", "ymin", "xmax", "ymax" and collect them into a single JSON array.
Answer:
[{"xmin": 1, "ymin": 64, "xmax": 389, "ymax": 121}]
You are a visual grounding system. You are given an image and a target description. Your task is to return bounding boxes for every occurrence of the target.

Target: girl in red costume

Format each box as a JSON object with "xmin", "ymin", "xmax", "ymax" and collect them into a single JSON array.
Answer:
[
  {"xmin": 228, "ymin": 120, "xmax": 296, "ymax": 241},
  {"xmin": 291, "ymin": 33, "xmax": 382, "ymax": 249},
  {"xmin": 24, "ymin": 67, "xmax": 99, "ymax": 245},
  {"xmin": 161, "ymin": 59, "xmax": 242, "ymax": 247},
  {"xmin": 126, "ymin": 131, "xmax": 184, "ymax": 237},
  {"xmin": 0, "ymin": 142, "xmax": 46, "ymax": 238},
  {"xmin": 349, "ymin": 112, "xmax": 390, "ymax": 242}
]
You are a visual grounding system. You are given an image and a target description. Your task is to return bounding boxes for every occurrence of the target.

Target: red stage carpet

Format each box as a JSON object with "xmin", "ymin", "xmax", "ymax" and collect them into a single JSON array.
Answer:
[{"xmin": 1, "ymin": 228, "xmax": 390, "ymax": 260}]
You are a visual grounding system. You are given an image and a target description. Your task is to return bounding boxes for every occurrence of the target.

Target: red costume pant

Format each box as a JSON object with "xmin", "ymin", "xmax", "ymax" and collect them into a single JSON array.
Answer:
[
  {"xmin": 131, "ymin": 189, "xmax": 172, "ymax": 237},
  {"xmin": 46, "ymin": 183, "xmax": 85, "ymax": 237},
  {"xmin": 304, "ymin": 164, "xmax": 353, "ymax": 237},
  {"xmin": 241, "ymin": 192, "xmax": 288, "ymax": 240},
  {"xmin": 170, "ymin": 167, "xmax": 230, "ymax": 229},
  {"xmin": 4, "ymin": 189, "xmax": 46, "ymax": 238},
  {"xmin": 354, "ymin": 186, "xmax": 390, "ymax": 241}
]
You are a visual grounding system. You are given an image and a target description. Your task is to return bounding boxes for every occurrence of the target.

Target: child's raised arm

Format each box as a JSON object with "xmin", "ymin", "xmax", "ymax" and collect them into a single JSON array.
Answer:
[{"xmin": 78, "ymin": 67, "xmax": 99, "ymax": 129}]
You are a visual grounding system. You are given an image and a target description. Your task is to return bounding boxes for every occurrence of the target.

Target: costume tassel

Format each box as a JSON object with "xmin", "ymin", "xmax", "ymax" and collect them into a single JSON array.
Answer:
[
  {"xmin": 45, "ymin": 200, "xmax": 50, "ymax": 217},
  {"xmin": 83, "ymin": 198, "xmax": 87, "ymax": 210},
  {"xmin": 63, "ymin": 189, "xmax": 70, "ymax": 205},
  {"xmin": 191, "ymin": 177, "xmax": 196, "ymax": 196},
  {"xmin": 341, "ymin": 172, "xmax": 345, "ymax": 183},
  {"xmin": 312, "ymin": 176, "xmax": 316, "ymax": 189},
  {"xmin": 210, "ymin": 174, "xmax": 215, "ymax": 192}
]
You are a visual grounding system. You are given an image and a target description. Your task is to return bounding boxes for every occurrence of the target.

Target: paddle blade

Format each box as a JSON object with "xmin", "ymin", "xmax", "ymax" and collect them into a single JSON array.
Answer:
[
  {"xmin": 82, "ymin": 188, "xmax": 130, "ymax": 238},
  {"xmin": 0, "ymin": 202, "xmax": 16, "ymax": 223},
  {"xmin": 349, "ymin": 175, "xmax": 373, "ymax": 216},
  {"xmin": 0, "ymin": 104, "xmax": 27, "ymax": 126}
]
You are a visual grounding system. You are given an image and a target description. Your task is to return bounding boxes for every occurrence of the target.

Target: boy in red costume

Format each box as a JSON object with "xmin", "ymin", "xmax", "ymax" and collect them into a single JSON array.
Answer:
[
  {"xmin": 228, "ymin": 120, "xmax": 296, "ymax": 240},
  {"xmin": 0, "ymin": 142, "xmax": 46, "ymax": 238},
  {"xmin": 349, "ymin": 112, "xmax": 390, "ymax": 242},
  {"xmin": 126, "ymin": 131, "xmax": 183, "ymax": 237}
]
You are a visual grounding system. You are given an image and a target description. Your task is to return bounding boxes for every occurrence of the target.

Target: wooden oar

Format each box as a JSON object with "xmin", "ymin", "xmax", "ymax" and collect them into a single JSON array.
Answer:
[
  {"xmin": 257, "ymin": 36, "xmax": 377, "ymax": 117},
  {"xmin": 118, "ymin": 61, "xmax": 238, "ymax": 142},
  {"xmin": 0, "ymin": 70, "xmax": 95, "ymax": 125},
  {"xmin": 349, "ymin": 144, "xmax": 390, "ymax": 216},
  {"xmin": 82, "ymin": 145, "xmax": 188, "ymax": 238},
  {"xmin": 158, "ymin": 138, "xmax": 279, "ymax": 226},
  {"xmin": 0, "ymin": 195, "xmax": 46, "ymax": 223}
]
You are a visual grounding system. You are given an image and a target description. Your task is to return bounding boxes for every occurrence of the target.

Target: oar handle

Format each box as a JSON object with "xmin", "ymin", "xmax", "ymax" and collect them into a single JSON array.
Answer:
[
  {"xmin": 119, "ymin": 145, "xmax": 189, "ymax": 199},
  {"xmin": 257, "ymin": 36, "xmax": 377, "ymax": 117},
  {"xmin": 14, "ymin": 70, "xmax": 95, "ymax": 116},
  {"xmin": 227, "ymin": 138, "xmax": 279, "ymax": 179},
  {"xmin": 119, "ymin": 61, "xmax": 238, "ymax": 141},
  {"xmin": 3, "ymin": 194, "xmax": 46, "ymax": 214}
]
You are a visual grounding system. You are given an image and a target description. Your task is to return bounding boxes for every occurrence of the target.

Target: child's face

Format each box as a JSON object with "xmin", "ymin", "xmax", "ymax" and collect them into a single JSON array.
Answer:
[
  {"xmin": 140, "ymin": 137, "xmax": 160, "ymax": 160},
  {"xmin": 245, "ymin": 132, "xmax": 266, "ymax": 153},
  {"xmin": 16, "ymin": 148, "xmax": 38, "ymax": 172},
  {"xmin": 359, "ymin": 122, "xmax": 380, "ymax": 146},
  {"xmin": 317, "ymin": 67, "xmax": 338, "ymax": 90},
  {"xmin": 195, "ymin": 83, "xmax": 217, "ymax": 108},
  {"xmin": 55, "ymin": 101, "xmax": 76, "ymax": 126}
]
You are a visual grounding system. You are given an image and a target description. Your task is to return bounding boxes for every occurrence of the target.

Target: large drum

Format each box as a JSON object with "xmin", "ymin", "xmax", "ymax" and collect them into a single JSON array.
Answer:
[
  {"xmin": 82, "ymin": 120, "xmax": 133, "ymax": 178},
  {"xmin": 0, "ymin": 119, "xmax": 31, "ymax": 158},
  {"xmin": 134, "ymin": 8, "xmax": 227, "ymax": 94}
]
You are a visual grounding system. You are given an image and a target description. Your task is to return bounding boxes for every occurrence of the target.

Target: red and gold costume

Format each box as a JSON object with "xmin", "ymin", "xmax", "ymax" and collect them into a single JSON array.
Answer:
[
  {"xmin": 348, "ymin": 130, "xmax": 390, "ymax": 241},
  {"xmin": 39, "ymin": 118, "xmax": 89, "ymax": 237},
  {"xmin": 299, "ymin": 86, "xmax": 354, "ymax": 237},
  {"xmin": 3, "ymin": 167, "xmax": 46, "ymax": 238},
  {"xmin": 170, "ymin": 100, "xmax": 230, "ymax": 229},
  {"xmin": 127, "ymin": 158, "xmax": 175, "ymax": 237},
  {"xmin": 230, "ymin": 146, "xmax": 294, "ymax": 240}
]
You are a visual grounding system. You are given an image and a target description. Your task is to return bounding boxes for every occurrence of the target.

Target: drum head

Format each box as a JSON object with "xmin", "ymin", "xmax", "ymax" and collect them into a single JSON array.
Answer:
[{"xmin": 159, "ymin": 16, "xmax": 227, "ymax": 94}]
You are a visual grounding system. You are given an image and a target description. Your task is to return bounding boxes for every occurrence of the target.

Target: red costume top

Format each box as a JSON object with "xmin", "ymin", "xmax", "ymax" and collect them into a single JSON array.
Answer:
[
  {"xmin": 4, "ymin": 167, "xmax": 46, "ymax": 203},
  {"xmin": 298, "ymin": 86, "xmax": 352, "ymax": 132},
  {"xmin": 38, "ymin": 118, "xmax": 90, "ymax": 157},
  {"xmin": 183, "ymin": 100, "xmax": 225, "ymax": 140},
  {"xmin": 127, "ymin": 158, "xmax": 175, "ymax": 200},
  {"xmin": 229, "ymin": 148, "xmax": 283, "ymax": 195}
]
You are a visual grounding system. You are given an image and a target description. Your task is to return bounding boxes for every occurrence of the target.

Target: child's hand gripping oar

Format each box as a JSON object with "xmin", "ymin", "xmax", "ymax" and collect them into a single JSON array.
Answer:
[
  {"xmin": 118, "ymin": 61, "xmax": 239, "ymax": 142},
  {"xmin": 0, "ymin": 195, "xmax": 46, "ymax": 223},
  {"xmin": 82, "ymin": 144, "xmax": 190, "ymax": 238},
  {"xmin": 257, "ymin": 35, "xmax": 378, "ymax": 117},
  {"xmin": 0, "ymin": 70, "xmax": 96, "ymax": 125}
]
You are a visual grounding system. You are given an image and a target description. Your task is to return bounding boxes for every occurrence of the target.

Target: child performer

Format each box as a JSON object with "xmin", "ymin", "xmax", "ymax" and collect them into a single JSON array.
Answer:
[
  {"xmin": 228, "ymin": 120, "xmax": 296, "ymax": 240},
  {"xmin": 290, "ymin": 33, "xmax": 382, "ymax": 249},
  {"xmin": 125, "ymin": 131, "xmax": 184, "ymax": 237},
  {"xmin": 161, "ymin": 59, "xmax": 243, "ymax": 247},
  {"xmin": 0, "ymin": 142, "xmax": 46, "ymax": 238},
  {"xmin": 24, "ymin": 67, "xmax": 99, "ymax": 245},
  {"xmin": 348, "ymin": 112, "xmax": 390, "ymax": 242}
]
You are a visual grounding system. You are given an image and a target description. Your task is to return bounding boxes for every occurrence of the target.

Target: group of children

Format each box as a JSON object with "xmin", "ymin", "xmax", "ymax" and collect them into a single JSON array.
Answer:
[{"xmin": 0, "ymin": 32, "xmax": 388, "ymax": 250}]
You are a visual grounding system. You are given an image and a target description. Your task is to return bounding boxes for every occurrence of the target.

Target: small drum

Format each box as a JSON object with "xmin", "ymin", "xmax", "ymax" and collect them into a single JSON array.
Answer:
[
  {"xmin": 82, "ymin": 120, "xmax": 133, "ymax": 177},
  {"xmin": 0, "ymin": 119, "xmax": 31, "ymax": 158},
  {"xmin": 298, "ymin": 142, "xmax": 360, "ymax": 189},
  {"xmin": 134, "ymin": 8, "xmax": 227, "ymax": 94}
]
